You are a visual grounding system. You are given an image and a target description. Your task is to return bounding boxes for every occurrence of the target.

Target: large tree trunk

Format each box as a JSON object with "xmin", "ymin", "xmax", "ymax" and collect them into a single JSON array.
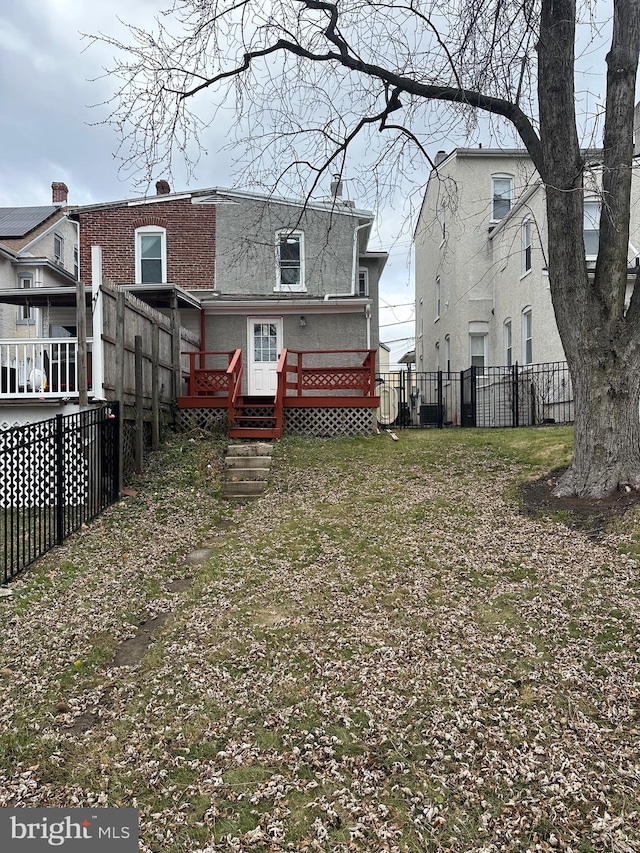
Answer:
[{"xmin": 538, "ymin": 0, "xmax": 640, "ymax": 497}]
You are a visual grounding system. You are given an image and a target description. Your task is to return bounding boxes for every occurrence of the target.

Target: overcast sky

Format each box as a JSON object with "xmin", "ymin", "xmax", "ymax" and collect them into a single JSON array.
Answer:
[{"xmin": 0, "ymin": 1, "xmax": 616, "ymax": 367}]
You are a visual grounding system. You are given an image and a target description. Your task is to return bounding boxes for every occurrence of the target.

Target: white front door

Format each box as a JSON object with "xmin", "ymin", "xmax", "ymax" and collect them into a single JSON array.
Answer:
[{"xmin": 247, "ymin": 317, "xmax": 283, "ymax": 396}]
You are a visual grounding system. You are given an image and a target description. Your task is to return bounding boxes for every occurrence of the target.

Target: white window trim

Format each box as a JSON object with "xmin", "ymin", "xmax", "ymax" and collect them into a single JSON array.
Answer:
[
  {"xmin": 522, "ymin": 307, "xmax": 533, "ymax": 365},
  {"xmin": 435, "ymin": 278, "xmax": 441, "ymax": 321},
  {"xmin": 135, "ymin": 225, "xmax": 167, "ymax": 284},
  {"xmin": 357, "ymin": 267, "xmax": 369, "ymax": 297},
  {"xmin": 469, "ymin": 332, "xmax": 487, "ymax": 373},
  {"xmin": 521, "ymin": 219, "xmax": 532, "ymax": 277},
  {"xmin": 504, "ymin": 319, "xmax": 513, "ymax": 367},
  {"xmin": 275, "ymin": 229, "xmax": 306, "ymax": 292},
  {"xmin": 53, "ymin": 232, "xmax": 64, "ymax": 265},
  {"xmin": 583, "ymin": 198, "xmax": 600, "ymax": 262},
  {"xmin": 17, "ymin": 273, "xmax": 35, "ymax": 325},
  {"xmin": 491, "ymin": 174, "xmax": 514, "ymax": 223}
]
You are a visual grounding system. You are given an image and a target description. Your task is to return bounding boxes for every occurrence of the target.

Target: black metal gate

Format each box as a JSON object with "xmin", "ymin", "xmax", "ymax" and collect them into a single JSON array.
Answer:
[
  {"xmin": 1, "ymin": 403, "xmax": 119, "ymax": 583},
  {"xmin": 377, "ymin": 362, "xmax": 573, "ymax": 430}
]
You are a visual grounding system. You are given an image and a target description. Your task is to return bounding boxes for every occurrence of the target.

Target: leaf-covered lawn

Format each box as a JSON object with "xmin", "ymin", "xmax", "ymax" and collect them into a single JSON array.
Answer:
[{"xmin": 1, "ymin": 428, "xmax": 639, "ymax": 852}]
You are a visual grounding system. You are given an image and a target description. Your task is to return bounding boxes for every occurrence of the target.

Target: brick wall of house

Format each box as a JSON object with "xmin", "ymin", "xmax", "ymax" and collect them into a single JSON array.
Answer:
[{"xmin": 76, "ymin": 199, "xmax": 216, "ymax": 289}]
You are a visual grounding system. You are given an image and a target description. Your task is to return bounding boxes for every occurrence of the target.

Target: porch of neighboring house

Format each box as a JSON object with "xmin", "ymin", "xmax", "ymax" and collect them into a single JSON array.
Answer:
[
  {"xmin": 177, "ymin": 348, "xmax": 380, "ymax": 438},
  {"xmin": 0, "ymin": 338, "xmax": 93, "ymax": 402}
]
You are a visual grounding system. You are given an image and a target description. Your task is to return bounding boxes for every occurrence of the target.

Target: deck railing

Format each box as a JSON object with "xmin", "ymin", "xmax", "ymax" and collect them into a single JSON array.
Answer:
[
  {"xmin": 227, "ymin": 349, "xmax": 243, "ymax": 428},
  {"xmin": 281, "ymin": 349, "xmax": 378, "ymax": 397},
  {"xmin": 183, "ymin": 350, "xmax": 240, "ymax": 397},
  {"xmin": 0, "ymin": 338, "xmax": 93, "ymax": 400}
]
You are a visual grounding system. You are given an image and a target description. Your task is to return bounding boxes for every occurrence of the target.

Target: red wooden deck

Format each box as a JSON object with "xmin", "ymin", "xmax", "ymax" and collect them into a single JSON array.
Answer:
[{"xmin": 178, "ymin": 348, "xmax": 380, "ymax": 438}]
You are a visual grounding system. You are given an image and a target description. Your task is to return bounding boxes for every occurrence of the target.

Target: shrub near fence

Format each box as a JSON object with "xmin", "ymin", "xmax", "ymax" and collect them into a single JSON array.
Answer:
[
  {"xmin": 377, "ymin": 362, "xmax": 574, "ymax": 429},
  {"xmin": 1, "ymin": 404, "xmax": 119, "ymax": 583}
]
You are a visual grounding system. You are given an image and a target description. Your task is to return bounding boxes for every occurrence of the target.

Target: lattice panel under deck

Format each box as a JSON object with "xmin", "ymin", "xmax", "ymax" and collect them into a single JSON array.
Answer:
[
  {"xmin": 283, "ymin": 407, "xmax": 376, "ymax": 437},
  {"xmin": 176, "ymin": 408, "xmax": 228, "ymax": 434}
]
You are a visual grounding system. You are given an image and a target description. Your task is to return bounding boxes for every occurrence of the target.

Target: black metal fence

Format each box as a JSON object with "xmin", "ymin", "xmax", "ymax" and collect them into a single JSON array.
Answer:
[
  {"xmin": 377, "ymin": 361, "xmax": 574, "ymax": 429},
  {"xmin": 1, "ymin": 404, "xmax": 119, "ymax": 583}
]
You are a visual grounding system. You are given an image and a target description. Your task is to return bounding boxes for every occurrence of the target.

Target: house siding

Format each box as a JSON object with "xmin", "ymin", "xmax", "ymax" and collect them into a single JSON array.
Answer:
[
  {"xmin": 77, "ymin": 199, "xmax": 217, "ymax": 289},
  {"xmin": 414, "ymin": 149, "xmax": 640, "ymax": 372},
  {"xmin": 213, "ymin": 199, "xmax": 359, "ymax": 297}
]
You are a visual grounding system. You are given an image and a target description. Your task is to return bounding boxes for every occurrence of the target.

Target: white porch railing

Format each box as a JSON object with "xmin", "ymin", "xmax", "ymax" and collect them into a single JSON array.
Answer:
[{"xmin": 0, "ymin": 338, "xmax": 93, "ymax": 400}]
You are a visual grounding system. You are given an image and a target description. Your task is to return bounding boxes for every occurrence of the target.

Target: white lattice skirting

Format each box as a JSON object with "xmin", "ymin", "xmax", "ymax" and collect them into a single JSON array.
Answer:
[
  {"xmin": 174, "ymin": 407, "xmax": 376, "ymax": 437},
  {"xmin": 283, "ymin": 407, "xmax": 376, "ymax": 437}
]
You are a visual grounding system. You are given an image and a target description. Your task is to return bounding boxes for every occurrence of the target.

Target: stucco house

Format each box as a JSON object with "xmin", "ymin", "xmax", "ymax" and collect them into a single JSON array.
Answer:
[
  {"xmin": 70, "ymin": 178, "xmax": 387, "ymax": 438},
  {"xmin": 414, "ymin": 147, "xmax": 640, "ymax": 374},
  {"xmin": 0, "ymin": 186, "xmax": 80, "ymax": 426}
]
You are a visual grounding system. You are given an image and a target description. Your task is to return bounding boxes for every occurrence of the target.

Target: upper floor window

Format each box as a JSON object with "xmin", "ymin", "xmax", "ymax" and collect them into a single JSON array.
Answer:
[
  {"xmin": 435, "ymin": 277, "xmax": 441, "ymax": 320},
  {"xmin": 358, "ymin": 268, "xmax": 369, "ymax": 297},
  {"xmin": 53, "ymin": 232, "xmax": 64, "ymax": 264},
  {"xmin": 276, "ymin": 230, "xmax": 305, "ymax": 292},
  {"xmin": 584, "ymin": 199, "xmax": 599, "ymax": 260},
  {"xmin": 73, "ymin": 244, "xmax": 79, "ymax": 279},
  {"xmin": 521, "ymin": 219, "xmax": 532, "ymax": 275},
  {"xmin": 135, "ymin": 226, "xmax": 166, "ymax": 283},
  {"xmin": 522, "ymin": 308, "xmax": 533, "ymax": 364},
  {"xmin": 17, "ymin": 273, "xmax": 35, "ymax": 325},
  {"xmin": 492, "ymin": 175, "xmax": 513, "ymax": 221}
]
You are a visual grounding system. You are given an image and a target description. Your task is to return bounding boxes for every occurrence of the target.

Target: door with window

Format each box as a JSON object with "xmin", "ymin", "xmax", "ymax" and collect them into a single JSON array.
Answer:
[{"xmin": 247, "ymin": 317, "xmax": 283, "ymax": 396}]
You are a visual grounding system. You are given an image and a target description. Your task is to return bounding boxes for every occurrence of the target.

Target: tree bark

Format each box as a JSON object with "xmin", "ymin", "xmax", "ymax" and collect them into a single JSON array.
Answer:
[{"xmin": 538, "ymin": 0, "xmax": 640, "ymax": 497}]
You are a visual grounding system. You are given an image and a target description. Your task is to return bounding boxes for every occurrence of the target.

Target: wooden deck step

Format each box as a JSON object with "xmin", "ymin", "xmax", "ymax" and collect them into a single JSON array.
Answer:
[{"xmin": 229, "ymin": 427, "xmax": 281, "ymax": 439}]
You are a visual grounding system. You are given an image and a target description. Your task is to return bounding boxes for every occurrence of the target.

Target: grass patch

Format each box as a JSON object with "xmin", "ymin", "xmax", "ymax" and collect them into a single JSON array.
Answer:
[{"xmin": 3, "ymin": 427, "xmax": 640, "ymax": 851}]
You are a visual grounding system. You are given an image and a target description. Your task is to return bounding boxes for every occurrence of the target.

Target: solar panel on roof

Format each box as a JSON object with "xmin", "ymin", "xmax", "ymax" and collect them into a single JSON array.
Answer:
[{"xmin": 0, "ymin": 206, "xmax": 59, "ymax": 238}]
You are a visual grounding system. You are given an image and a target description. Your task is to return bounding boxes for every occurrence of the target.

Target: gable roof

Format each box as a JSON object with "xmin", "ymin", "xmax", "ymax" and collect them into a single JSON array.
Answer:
[{"xmin": 0, "ymin": 206, "xmax": 60, "ymax": 239}]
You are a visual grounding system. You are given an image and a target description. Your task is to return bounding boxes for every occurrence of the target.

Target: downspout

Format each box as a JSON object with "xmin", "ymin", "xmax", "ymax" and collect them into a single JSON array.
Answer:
[{"xmin": 324, "ymin": 220, "xmax": 370, "ymax": 300}]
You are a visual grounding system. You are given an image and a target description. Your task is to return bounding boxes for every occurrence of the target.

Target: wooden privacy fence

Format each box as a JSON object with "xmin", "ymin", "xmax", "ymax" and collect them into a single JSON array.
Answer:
[{"xmin": 100, "ymin": 280, "xmax": 200, "ymax": 476}]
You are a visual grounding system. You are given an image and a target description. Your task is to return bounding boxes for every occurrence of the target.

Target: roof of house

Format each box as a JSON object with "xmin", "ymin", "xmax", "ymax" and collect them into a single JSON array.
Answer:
[
  {"xmin": 69, "ymin": 186, "xmax": 373, "ymax": 219},
  {"xmin": 0, "ymin": 206, "xmax": 60, "ymax": 239}
]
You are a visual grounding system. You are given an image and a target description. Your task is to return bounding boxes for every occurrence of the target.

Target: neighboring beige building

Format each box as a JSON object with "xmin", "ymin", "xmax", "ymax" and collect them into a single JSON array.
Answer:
[
  {"xmin": 0, "ymin": 184, "xmax": 78, "ymax": 341},
  {"xmin": 414, "ymin": 147, "xmax": 640, "ymax": 373}
]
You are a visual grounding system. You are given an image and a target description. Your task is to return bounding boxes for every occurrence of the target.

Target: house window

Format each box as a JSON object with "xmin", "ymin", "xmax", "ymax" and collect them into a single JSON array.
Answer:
[
  {"xmin": 276, "ymin": 230, "xmax": 305, "ymax": 291},
  {"xmin": 504, "ymin": 319, "xmax": 512, "ymax": 367},
  {"xmin": 584, "ymin": 199, "xmax": 599, "ymax": 260},
  {"xmin": 17, "ymin": 273, "xmax": 35, "ymax": 325},
  {"xmin": 358, "ymin": 268, "xmax": 369, "ymax": 296},
  {"xmin": 73, "ymin": 244, "xmax": 79, "ymax": 279},
  {"xmin": 444, "ymin": 335, "xmax": 451, "ymax": 374},
  {"xmin": 470, "ymin": 333, "xmax": 487, "ymax": 371},
  {"xmin": 492, "ymin": 175, "xmax": 513, "ymax": 221},
  {"xmin": 522, "ymin": 219, "xmax": 532, "ymax": 274},
  {"xmin": 522, "ymin": 308, "xmax": 533, "ymax": 364},
  {"xmin": 135, "ymin": 226, "xmax": 166, "ymax": 283},
  {"xmin": 435, "ymin": 341, "xmax": 440, "ymax": 372},
  {"xmin": 53, "ymin": 233, "xmax": 64, "ymax": 264},
  {"xmin": 435, "ymin": 278, "xmax": 441, "ymax": 320}
]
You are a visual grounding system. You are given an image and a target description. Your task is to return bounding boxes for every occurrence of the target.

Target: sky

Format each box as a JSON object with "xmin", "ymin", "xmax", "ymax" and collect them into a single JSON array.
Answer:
[
  {"xmin": 0, "ymin": 0, "xmax": 418, "ymax": 366},
  {"xmin": 0, "ymin": 1, "xmax": 615, "ymax": 368}
]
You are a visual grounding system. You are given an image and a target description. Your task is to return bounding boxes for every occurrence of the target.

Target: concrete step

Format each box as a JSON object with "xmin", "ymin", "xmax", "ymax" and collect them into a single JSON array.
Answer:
[
  {"xmin": 229, "ymin": 443, "xmax": 274, "ymax": 456},
  {"xmin": 221, "ymin": 480, "xmax": 268, "ymax": 497},
  {"xmin": 225, "ymin": 455, "xmax": 272, "ymax": 469},
  {"xmin": 225, "ymin": 467, "xmax": 271, "ymax": 482},
  {"xmin": 221, "ymin": 442, "xmax": 274, "ymax": 501}
]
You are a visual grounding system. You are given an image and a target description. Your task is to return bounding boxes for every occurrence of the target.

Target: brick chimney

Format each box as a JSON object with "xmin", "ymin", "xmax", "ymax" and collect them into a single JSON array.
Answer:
[
  {"xmin": 156, "ymin": 180, "xmax": 171, "ymax": 195},
  {"xmin": 52, "ymin": 182, "xmax": 69, "ymax": 204}
]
